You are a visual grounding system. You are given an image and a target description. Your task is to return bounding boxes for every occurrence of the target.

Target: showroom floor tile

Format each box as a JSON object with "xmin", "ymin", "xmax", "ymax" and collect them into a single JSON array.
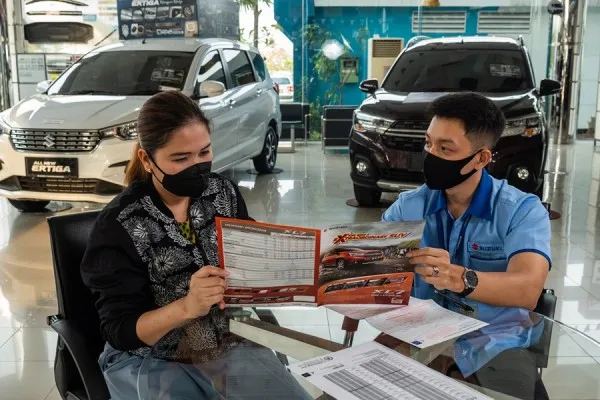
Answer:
[{"xmin": 0, "ymin": 141, "xmax": 599, "ymax": 398}]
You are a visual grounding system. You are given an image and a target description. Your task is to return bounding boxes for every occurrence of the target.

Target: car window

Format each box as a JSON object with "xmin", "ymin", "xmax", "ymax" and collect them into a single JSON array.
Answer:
[
  {"xmin": 47, "ymin": 50, "xmax": 194, "ymax": 96},
  {"xmin": 272, "ymin": 77, "xmax": 290, "ymax": 85},
  {"xmin": 383, "ymin": 49, "xmax": 533, "ymax": 93},
  {"xmin": 222, "ymin": 49, "xmax": 257, "ymax": 88},
  {"xmin": 198, "ymin": 51, "xmax": 227, "ymax": 87},
  {"xmin": 249, "ymin": 52, "xmax": 268, "ymax": 81}
]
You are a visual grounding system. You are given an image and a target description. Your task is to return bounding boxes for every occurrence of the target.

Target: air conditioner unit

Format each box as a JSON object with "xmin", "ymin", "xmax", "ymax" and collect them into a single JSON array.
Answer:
[{"xmin": 367, "ymin": 38, "xmax": 403, "ymax": 84}]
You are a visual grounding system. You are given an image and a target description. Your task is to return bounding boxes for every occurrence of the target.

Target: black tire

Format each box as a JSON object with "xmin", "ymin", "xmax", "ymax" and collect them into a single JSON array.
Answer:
[
  {"xmin": 8, "ymin": 199, "xmax": 50, "ymax": 212},
  {"xmin": 252, "ymin": 127, "xmax": 278, "ymax": 174},
  {"xmin": 336, "ymin": 259, "xmax": 345, "ymax": 270},
  {"xmin": 353, "ymin": 184, "xmax": 382, "ymax": 206}
]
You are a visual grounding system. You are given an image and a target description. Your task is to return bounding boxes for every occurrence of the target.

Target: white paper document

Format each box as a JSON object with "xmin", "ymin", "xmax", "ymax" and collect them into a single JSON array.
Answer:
[
  {"xmin": 366, "ymin": 299, "xmax": 488, "ymax": 348},
  {"xmin": 325, "ymin": 298, "xmax": 428, "ymax": 320},
  {"xmin": 289, "ymin": 341, "xmax": 492, "ymax": 400}
]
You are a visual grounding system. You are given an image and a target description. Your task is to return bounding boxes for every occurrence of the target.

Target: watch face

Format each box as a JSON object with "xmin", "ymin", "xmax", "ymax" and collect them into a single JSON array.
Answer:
[{"xmin": 465, "ymin": 269, "xmax": 479, "ymax": 288}]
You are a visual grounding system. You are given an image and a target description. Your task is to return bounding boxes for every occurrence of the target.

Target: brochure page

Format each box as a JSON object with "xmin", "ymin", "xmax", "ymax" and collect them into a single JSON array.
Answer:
[
  {"xmin": 216, "ymin": 218, "xmax": 321, "ymax": 306},
  {"xmin": 317, "ymin": 221, "xmax": 424, "ymax": 306}
]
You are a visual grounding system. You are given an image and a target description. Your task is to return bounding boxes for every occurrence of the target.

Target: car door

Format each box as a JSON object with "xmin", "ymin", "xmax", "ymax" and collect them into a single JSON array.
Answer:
[
  {"xmin": 247, "ymin": 51, "xmax": 274, "ymax": 158},
  {"xmin": 195, "ymin": 49, "xmax": 239, "ymax": 171},
  {"xmin": 221, "ymin": 49, "xmax": 261, "ymax": 159}
]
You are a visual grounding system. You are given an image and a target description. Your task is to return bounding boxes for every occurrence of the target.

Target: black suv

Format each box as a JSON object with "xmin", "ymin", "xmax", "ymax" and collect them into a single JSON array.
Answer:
[{"xmin": 349, "ymin": 36, "xmax": 561, "ymax": 205}]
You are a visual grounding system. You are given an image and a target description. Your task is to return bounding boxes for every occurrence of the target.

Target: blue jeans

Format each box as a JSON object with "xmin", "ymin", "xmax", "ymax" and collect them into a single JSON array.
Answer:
[{"xmin": 99, "ymin": 341, "xmax": 312, "ymax": 400}]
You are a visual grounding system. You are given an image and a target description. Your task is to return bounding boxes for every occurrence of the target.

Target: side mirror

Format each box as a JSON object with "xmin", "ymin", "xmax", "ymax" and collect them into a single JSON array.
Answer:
[
  {"xmin": 539, "ymin": 79, "xmax": 561, "ymax": 97},
  {"xmin": 359, "ymin": 79, "xmax": 379, "ymax": 94},
  {"xmin": 195, "ymin": 80, "xmax": 226, "ymax": 99},
  {"xmin": 36, "ymin": 80, "xmax": 52, "ymax": 94}
]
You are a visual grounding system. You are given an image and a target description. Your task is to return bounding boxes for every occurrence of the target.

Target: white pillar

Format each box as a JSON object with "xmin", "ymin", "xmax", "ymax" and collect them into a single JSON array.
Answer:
[{"xmin": 6, "ymin": 0, "xmax": 25, "ymax": 105}]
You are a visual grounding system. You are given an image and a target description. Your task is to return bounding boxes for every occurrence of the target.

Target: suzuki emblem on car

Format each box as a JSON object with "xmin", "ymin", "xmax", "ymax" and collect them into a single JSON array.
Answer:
[{"xmin": 44, "ymin": 134, "xmax": 56, "ymax": 148}]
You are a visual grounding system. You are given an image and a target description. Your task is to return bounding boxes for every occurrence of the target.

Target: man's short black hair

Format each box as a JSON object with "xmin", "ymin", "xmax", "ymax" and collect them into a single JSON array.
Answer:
[{"xmin": 427, "ymin": 92, "xmax": 506, "ymax": 149}]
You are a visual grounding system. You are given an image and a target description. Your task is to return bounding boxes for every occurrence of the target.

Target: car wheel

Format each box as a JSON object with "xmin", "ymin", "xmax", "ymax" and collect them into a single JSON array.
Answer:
[
  {"xmin": 336, "ymin": 259, "xmax": 345, "ymax": 270},
  {"xmin": 353, "ymin": 184, "xmax": 382, "ymax": 206},
  {"xmin": 8, "ymin": 199, "xmax": 50, "ymax": 212},
  {"xmin": 253, "ymin": 127, "xmax": 278, "ymax": 174}
]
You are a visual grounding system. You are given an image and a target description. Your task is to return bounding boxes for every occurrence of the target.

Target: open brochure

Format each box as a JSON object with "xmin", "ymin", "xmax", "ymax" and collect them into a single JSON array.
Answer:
[{"xmin": 216, "ymin": 218, "xmax": 424, "ymax": 307}]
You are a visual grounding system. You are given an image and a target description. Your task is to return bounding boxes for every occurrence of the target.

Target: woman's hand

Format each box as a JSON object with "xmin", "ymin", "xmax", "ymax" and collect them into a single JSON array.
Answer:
[{"xmin": 182, "ymin": 266, "xmax": 229, "ymax": 320}]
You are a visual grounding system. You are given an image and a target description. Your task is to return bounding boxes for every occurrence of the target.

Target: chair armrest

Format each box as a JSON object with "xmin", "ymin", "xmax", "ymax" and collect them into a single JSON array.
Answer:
[{"xmin": 49, "ymin": 317, "xmax": 110, "ymax": 400}]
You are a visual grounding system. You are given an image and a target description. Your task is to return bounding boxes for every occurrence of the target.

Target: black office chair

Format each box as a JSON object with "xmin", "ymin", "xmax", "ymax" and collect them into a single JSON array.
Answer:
[
  {"xmin": 46, "ymin": 210, "xmax": 109, "ymax": 400},
  {"xmin": 47, "ymin": 210, "xmax": 289, "ymax": 399},
  {"xmin": 530, "ymin": 289, "xmax": 557, "ymax": 372}
]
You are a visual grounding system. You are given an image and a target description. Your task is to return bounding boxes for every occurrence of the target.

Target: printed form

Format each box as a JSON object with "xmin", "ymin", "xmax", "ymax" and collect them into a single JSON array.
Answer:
[
  {"xmin": 290, "ymin": 341, "xmax": 492, "ymax": 400},
  {"xmin": 366, "ymin": 299, "xmax": 488, "ymax": 348}
]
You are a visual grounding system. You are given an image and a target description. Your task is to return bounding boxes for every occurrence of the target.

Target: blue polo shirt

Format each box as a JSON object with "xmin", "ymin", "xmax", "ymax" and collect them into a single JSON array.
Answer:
[{"xmin": 382, "ymin": 170, "xmax": 551, "ymax": 321}]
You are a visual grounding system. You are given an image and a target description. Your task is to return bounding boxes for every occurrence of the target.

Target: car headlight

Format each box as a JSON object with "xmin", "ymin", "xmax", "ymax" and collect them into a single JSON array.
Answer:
[
  {"xmin": 100, "ymin": 121, "xmax": 138, "ymax": 140},
  {"xmin": 0, "ymin": 114, "xmax": 11, "ymax": 136},
  {"xmin": 502, "ymin": 115, "xmax": 541, "ymax": 138},
  {"xmin": 353, "ymin": 111, "xmax": 394, "ymax": 134}
]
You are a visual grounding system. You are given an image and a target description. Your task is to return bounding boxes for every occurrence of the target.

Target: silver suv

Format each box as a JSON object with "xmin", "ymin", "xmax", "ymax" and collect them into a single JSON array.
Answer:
[{"xmin": 0, "ymin": 38, "xmax": 281, "ymax": 211}]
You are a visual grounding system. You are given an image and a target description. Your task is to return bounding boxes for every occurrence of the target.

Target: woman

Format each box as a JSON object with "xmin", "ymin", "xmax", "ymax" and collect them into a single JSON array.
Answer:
[{"xmin": 81, "ymin": 91, "xmax": 309, "ymax": 399}]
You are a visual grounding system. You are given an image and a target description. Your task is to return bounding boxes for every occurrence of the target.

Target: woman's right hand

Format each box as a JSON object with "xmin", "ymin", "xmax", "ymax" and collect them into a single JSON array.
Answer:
[{"xmin": 182, "ymin": 266, "xmax": 229, "ymax": 320}]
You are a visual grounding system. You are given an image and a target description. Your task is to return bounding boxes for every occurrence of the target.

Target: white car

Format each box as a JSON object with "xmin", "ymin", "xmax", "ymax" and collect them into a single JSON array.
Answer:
[
  {"xmin": 272, "ymin": 74, "xmax": 294, "ymax": 103},
  {"xmin": 0, "ymin": 38, "xmax": 281, "ymax": 212}
]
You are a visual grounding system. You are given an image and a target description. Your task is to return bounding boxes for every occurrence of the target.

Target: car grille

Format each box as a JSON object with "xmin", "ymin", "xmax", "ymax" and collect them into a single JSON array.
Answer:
[
  {"xmin": 379, "ymin": 169, "xmax": 424, "ymax": 182},
  {"xmin": 390, "ymin": 120, "xmax": 429, "ymax": 131},
  {"xmin": 18, "ymin": 177, "xmax": 98, "ymax": 193},
  {"xmin": 381, "ymin": 134, "xmax": 425, "ymax": 151},
  {"xmin": 10, "ymin": 130, "xmax": 102, "ymax": 152}
]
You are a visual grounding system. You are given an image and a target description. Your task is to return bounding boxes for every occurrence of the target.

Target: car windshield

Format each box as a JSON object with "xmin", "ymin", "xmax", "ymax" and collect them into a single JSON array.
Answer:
[
  {"xmin": 48, "ymin": 50, "xmax": 195, "ymax": 96},
  {"xmin": 383, "ymin": 49, "xmax": 533, "ymax": 93},
  {"xmin": 272, "ymin": 77, "xmax": 290, "ymax": 85}
]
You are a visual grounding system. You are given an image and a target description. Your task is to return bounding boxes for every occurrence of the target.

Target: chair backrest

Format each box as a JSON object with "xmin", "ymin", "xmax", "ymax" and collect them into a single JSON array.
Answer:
[{"xmin": 48, "ymin": 210, "xmax": 104, "ymax": 357}]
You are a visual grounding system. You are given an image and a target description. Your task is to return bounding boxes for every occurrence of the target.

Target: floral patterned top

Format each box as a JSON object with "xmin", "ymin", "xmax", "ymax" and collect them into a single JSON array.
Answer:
[{"xmin": 81, "ymin": 174, "xmax": 251, "ymax": 362}]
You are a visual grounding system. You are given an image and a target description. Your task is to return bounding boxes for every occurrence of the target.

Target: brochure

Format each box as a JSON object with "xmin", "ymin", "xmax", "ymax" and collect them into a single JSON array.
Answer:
[{"xmin": 216, "ymin": 218, "xmax": 424, "ymax": 307}]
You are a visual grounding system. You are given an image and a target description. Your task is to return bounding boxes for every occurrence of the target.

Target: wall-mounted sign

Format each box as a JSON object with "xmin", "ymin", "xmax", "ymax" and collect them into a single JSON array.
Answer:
[
  {"xmin": 117, "ymin": 0, "xmax": 198, "ymax": 39},
  {"xmin": 16, "ymin": 54, "xmax": 47, "ymax": 83},
  {"xmin": 117, "ymin": 0, "xmax": 240, "ymax": 40}
]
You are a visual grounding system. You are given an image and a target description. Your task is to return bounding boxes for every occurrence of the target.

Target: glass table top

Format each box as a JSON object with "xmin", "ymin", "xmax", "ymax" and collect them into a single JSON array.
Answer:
[{"xmin": 136, "ymin": 306, "xmax": 600, "ymax": 400}]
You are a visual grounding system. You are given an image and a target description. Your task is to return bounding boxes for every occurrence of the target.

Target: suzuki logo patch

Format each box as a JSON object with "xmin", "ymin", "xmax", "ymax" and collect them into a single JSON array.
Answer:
[{"xmin": 468, "ymin": 242, "xmax": 504, "ymax": 254}]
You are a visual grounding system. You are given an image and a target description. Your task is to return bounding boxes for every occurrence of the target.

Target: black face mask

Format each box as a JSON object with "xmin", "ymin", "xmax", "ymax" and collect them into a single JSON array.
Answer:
[
  {"xmin": 422, "ymin": 150, "xmax": 480, "ymax": 190},
  {"xmin": 148, "ymin": 154, "xmax": 212, "ymax": 198}
]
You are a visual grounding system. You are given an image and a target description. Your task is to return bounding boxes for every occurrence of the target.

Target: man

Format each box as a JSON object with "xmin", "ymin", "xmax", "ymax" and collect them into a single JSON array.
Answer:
[{"xmin": 382, "ymin": 92, "xmax": 551, "ymax": 317}]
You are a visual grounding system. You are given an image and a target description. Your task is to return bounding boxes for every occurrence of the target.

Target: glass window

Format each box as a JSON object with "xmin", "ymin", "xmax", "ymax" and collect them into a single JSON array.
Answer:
[
  {"xmin": 249, "ymin": 52, "xmax": 267, "ymax": 81},
  {"xmin": 198, "ymin": 51, "xmax": 227, "ymax": 87},
  {"xmin": 383, "ymin": 49, "xmax": 533, "ymax": 94},
  {"xmin": 272, "ymin": 77, "xmax": 290, "ymax": 85},
  {"xmin": 222, "ymin": 49, "xmax": 256, "ymax": 88},
  {"xmin": 48, "ymin": 51, "xmax": 194, "ymax": 96}
]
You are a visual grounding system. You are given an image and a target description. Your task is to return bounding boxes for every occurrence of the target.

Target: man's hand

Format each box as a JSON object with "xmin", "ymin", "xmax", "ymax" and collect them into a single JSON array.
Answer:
[{"xmin": 408, "ymin": 248, "xmax": 465, "ymax": 293}]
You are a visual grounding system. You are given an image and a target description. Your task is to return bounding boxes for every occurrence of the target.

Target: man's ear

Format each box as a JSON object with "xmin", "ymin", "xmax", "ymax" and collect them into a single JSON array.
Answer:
[{"xmin": 477, "ymin": 149, "xmax": 493, "ymax": 168}]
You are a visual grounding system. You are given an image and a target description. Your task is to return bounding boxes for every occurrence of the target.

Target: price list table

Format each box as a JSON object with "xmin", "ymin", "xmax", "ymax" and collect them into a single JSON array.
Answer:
[{"xmin": 219, "ymin": 220, "xmax": 318, "ymax": 287}]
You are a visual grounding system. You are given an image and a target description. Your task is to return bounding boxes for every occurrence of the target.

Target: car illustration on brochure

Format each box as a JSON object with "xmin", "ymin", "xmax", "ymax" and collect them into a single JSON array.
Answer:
[{"xmin": 321, "ymin": 248, "xmax": 385, "ymax": 270}]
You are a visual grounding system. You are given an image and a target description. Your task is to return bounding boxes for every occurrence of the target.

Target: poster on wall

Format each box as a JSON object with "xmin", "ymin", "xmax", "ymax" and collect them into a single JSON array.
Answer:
[
  {"xmin": 116, "ymin": 0, "xmax": 240, "ymax": 40},
  {"xmin": 16, "ymin": 54, "xmax": 47, "ymax": 84},
  {"xmin": 117, "ymin": 0, "xmax": 199, "ymax": 39}
]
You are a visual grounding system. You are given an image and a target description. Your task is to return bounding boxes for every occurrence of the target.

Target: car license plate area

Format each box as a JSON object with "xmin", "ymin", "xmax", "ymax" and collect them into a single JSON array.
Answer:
[
  {"xmin": 25, "ymin": 158, "xmax": 79, "ymax": 178},
  {"xmin": 388, "ymin": 150, "xmax": 424, "ymax": 171}
]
